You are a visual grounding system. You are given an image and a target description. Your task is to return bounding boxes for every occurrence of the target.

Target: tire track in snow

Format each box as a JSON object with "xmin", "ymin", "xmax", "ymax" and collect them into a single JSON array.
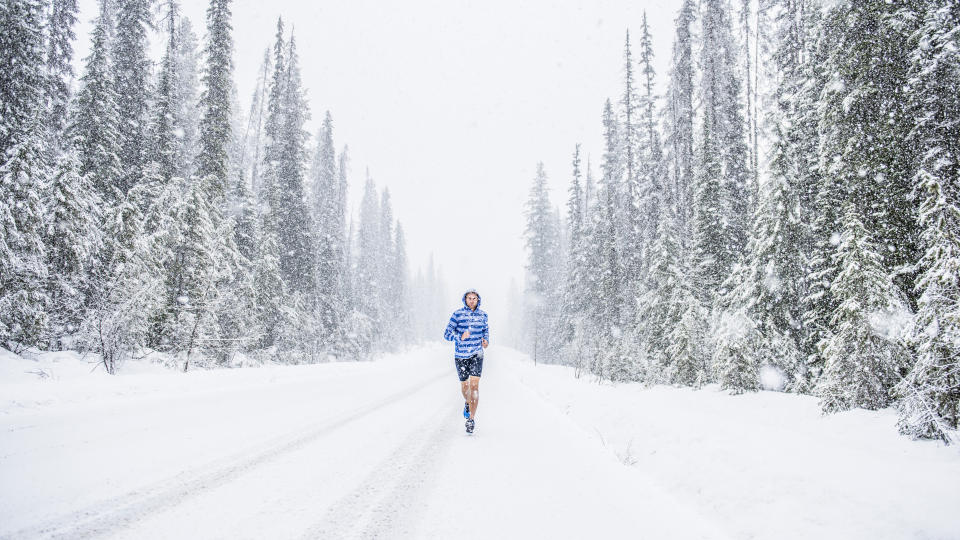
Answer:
[
  {"xmin": 4, "ymin": 369, "xmax": 449, "ymax": 540},
  {"xmin": 301, "ymin": 404, "xmax": 458, "ymax": 539}
]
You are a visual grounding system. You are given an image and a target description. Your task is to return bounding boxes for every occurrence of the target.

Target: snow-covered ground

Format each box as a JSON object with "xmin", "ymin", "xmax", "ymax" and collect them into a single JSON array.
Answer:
[{"xmin": 1, "ymin": 344, "xmax": 958, "ymax": 539}]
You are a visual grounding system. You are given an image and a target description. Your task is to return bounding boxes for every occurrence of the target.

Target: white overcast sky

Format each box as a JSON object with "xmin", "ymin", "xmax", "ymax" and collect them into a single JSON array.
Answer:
[{"xmin": 74, "ymin": 0, "xmax": 682, "ymax": 318}]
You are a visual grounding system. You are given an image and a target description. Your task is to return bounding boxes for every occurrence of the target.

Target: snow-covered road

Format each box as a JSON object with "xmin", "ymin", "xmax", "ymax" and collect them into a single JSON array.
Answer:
[{"xmin": 1, "ymin": 345, "xmax": 721, "ymax": 539}]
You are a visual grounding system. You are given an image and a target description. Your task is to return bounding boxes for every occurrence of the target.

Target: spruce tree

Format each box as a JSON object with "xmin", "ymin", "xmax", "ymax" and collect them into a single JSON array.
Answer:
[
  {"xmin": 355, "ymin": 173, "xmax": 381, "ymax": 348},
  {"xmin": 637, "ymin": 12, "xmax": 665, "ymax": 252},
  {"xmin": 310, "ymin": 112, "xmax": 343, "ymax": 344},
  {"xmin": 70, "ymin": 0, "xmax": 122, "ymax": 202},
  {"xmin": 817, "ymin": 204, "xmax": 910, "ymax": 412},
  {"xmin": 694, "ymin": 0, "xmax": 751, "ymax": 301},
  {"xmin": 112, "ymin": 0, "xmax": 153, "ymax": 195},
  {"xmin": 43, "ymin": 151, "xmax": 102, "ymax": 347},
  {"xmin": 0, "ymin": 118, "xmax": 50, "ymax": 349},
  {"xmin": 895, "ymin": 0, "xmax": 960, "ymax": 443},
  {"xmin": 0, "ymin": 0, "xmax": 47, "ymax": 158},
  {"xmin": 665, "ymin": 0, "xmax": 696, "ymax": 228},
  {"xmin": 272, "ymin": 34, "xmax": 314, "ymax": 297},
  {"xmin": 559, "ymin": 144, "xmax": 587, "ymax": 355},
  {"xmin": 0, "ymin": 0, "xmax": 50, "ymax": 348},
  {"xmin": 197, "ymin": 0, "xmax": 234, "ymax": 199},
  {"xmin": 619, "ymin": 30, "xmax": 644, "ymax": 298},
  {"xmin": 152, "ymin": 0, "xmax": 181, "ymax": 183},
  {"xmin": 173, "ymin": 18, "xmax": 200, "ymax": 180},
  {"xmin": 44, "ymin": 0, "xmax": 80, "ymax": 142},
  {"xmin": 524, "ymin": 162, "xmax": 561, "ymax": 364}
]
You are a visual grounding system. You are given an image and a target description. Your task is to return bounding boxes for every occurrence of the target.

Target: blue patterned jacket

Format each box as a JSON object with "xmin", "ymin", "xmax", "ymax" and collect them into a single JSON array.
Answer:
[{"xmin": 444, "ymin": 290, "xmax": 490, "ymax": 359}]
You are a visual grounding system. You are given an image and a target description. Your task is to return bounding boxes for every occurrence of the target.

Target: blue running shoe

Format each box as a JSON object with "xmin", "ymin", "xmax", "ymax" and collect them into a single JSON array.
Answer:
[{"xmin": 463, "ymin": 401, "xmax": 470, "ymax": 419}]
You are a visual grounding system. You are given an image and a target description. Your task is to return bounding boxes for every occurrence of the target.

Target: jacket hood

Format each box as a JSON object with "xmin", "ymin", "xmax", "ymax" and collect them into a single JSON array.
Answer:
[{"xmin": 462, "ymin": 288, "xmax": 481, "ymax": 309}]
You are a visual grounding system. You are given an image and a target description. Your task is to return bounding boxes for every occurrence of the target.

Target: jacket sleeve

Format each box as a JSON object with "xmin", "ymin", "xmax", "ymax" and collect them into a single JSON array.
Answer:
[
  {"xmin": 483, "ymin": 314, "xmax": 490, "ymax": 342},
  {"xmin": 443, "ymin": 314, "xmax": 459, "ymax": 342}
]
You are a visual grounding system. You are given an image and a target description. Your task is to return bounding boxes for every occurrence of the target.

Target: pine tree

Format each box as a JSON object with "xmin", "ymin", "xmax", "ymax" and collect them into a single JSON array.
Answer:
[
  {"xmin": 310, "ymin": 111, "xmax": 344, "ymax": 345},
  {"xmin": 80, "ymin": 181, "xmax": 163, "ymax": 373},
  {"xmin": 817, "ymin": 204, "xmax": 910, "ymax": 412},
  {"xmin": 273, "ymin": 34, "xmax": 314, "ymax": 297},
  {"xmin": 665, "ymin": 0, "xmax": 696, "ymax": 228},
  {"xmin": 895, "ymin": 0, "xmax": 960, "ymax": 443},
  {"xmin": 636, "ymin": 204, "xmax": 685, "ymax": 384},
  {"xmin": 378, "ymin": 188, "xmax": 396, "ymax": 349},
  {"xmin": 619, "ymin": 30, "xmax": 644, "ymax": 298},
  {"xmin": 559, "ymin": 144, "xmax": 587, "ymax": 355},
  {"xmin": 247, "ymin": 48, "xmax": 271, "ymax": 199},
  {"xmin": 524, "ymin": 162, "xmax": 561, "ymax": 364},
  {"xmin": 152, "ymin": 0, "xmax": 181, "ymax": 183},
  {"xmin": 173, "ymin": 17, "xmax": 200, "ymax": 180},
  {"xmin": 694, "ymin": 0, "xmax": 751, "ymax": 301},
  {"xmin": 637, "ymin": 12, "xmax": 665, "ymax": 252},
  {"xmin": 764, "ymin": 0, "xmax": 826, "ymax": 390},
  {"xmin": 393, "ymin": 222, "xmax": 410, "ymax": 347},
  {"xmin": 0, "ymin": 0, "xmax": 47, "ymax": 158},
  {"xmin": 44, "ymin": 0, "xmax": 80, "ymax": 142},
  {"xmin": 713, "ymin": 267, "xmax": 762, "ymax": 394},
  {"xmin": 0, "ymin": 118, "xmax": 50, "ymax": 349},
  {"xmin": 43, "ymin": 151, "xmax": 102, "ymax": 347},
  {"xmin": 112, "ymin": 0, "xmax": 153, "ymax": 195},
  {"xmin": 197, "ymin": 0, "xmax": 233, "ymax": 199},
  {"xmin": 355, "ymin": 173, "xmax": 381, "ymax": 347},
  {"xmin": 0, "ymin": 0, "xmax": 50, "ymax": 348},
  {"xmin": 817, "ymin": 0, "xmax": 921, "ymax": 306},
  {"xmin": 70, "ymin": 0, "xmax": 122, "ymax": 202}
]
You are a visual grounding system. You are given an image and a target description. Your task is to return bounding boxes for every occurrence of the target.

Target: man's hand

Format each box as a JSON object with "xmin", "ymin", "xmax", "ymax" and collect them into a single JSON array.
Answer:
[
  {"xmin": 482, "ymin": 339, "xmax": 488, "ymax": 348},
  {"xmin": 462, "ymin": 331, "xmax": 471, "ymax": 340}
]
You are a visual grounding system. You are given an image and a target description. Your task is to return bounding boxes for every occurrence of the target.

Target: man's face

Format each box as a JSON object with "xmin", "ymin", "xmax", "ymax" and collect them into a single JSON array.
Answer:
[{"xmin": 465, "ymin": 293, "xmax": 478, "ymax": 309}]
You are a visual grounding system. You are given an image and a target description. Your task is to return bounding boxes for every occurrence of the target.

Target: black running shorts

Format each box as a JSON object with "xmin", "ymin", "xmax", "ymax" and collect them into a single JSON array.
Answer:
[{"xmin": 455, "ymin": 354, "xmax": 483, "ymax": 381}]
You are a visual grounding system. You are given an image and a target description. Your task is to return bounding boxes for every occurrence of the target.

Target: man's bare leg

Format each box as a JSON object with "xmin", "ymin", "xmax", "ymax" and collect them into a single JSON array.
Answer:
[{"xmin": 467, "ymin": 375, "xmax": 480, "ymax": 419}]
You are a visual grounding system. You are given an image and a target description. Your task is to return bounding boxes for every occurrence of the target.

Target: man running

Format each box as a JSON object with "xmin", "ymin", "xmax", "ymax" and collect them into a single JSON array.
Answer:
[{"xmin": 444, "ymin": 288, "xmax": 489, "ymax": 434}]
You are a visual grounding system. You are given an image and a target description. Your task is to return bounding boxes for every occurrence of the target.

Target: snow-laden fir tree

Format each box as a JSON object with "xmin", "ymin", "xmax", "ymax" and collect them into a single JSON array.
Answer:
[
  {"xmin": 664, "ymin": 0, "xmax": 696, "ymax": 229},
  {"xmin": 0, "ymin": 0, "xmax": 47, "ymax": 158},
  {"xmin": 69, "ymin": 0, "xmax": 122, "ymax": 202},
  {"xmin": 42, "ymin": 151, "xmax": 102, "ymax": 348},
  {"xmin": 558, "ymin": 145, "xmax": 594, "ymax": 371},
  {"xmin": 0, "ymin": 0, "xmax": 50, "ymax": 348},
  {"xmin": 637, "ymin": 12, "xmax": 665, "ymax": 255},
  {"xmin": 618, "ymin": 30, "xmax": 644, "ymax": 304},
  {"xmin": 0, "ymin": 117, "xmax": 50, "ymax": 350},
  {"xmin": 44, "ymin": 0, "xmax": 80, "ymax": 144},
  {"xmin": 197, "ymin": 0, "xmax": 233, "ymax": 200},
  {"xmin": 762, "ymin": 0, "xmax": 825, "ymax": 390},
  {"xmin": 582, "ymin": 101, "xmax": 626, "ymax": 378},
  {"xmin": 272, "ymin": 33, "xmax": 314, "ymax": 299},
  {"xmin": 79, "ymin": 182, "xmax": 163, "ymax": 374},
  {"xmin": 694, "ymin": 0, "xmax": 751, "ymax": 302},
  {"xmin": 310, "ymin": 111, "xmax": 346, "ymax": 347},
  {"xmin": 247, "ymin": 48, "xmax": 271, "ymax": 198},
  {"xmin": 712, "ymin": 264, "xmax": 762, "ymax": 394},
  {"xmin": 112, "ymin": 0, "xmax": 153, "ymax": 195},
  {"xmin": 635, "ymin": 202, "xmax": 686, "ymax": 385},
  {"xmin": 393, "ymin": 222, "xmax": 410, "ymax": 347},
  {"xmin": 817, "ymin": 203, "xmax": 910, "ymax": 412},
  {"xmin": 666, "ymin": 259, "xmax": 711, "ymax": 388},
  {"xmin": 355, "ymin": 173, "xmax": 381, "ymax": 348},
  {"xmin": 337, "ymin": 146, "xmax": 353, "ymax": 317},
  {"xmin": 378, "ymin": 188, "xmax": 397, "ymax": 349},
  {"xmin": 817, "ymin": 0, "xmax": 921, "ymax": 305},
  {"xmin": 523, "ymin": 162, "xmax": 562, "ymax": 365},
  {"xmin": 895, "ymin": 0, "xmax": 960, "ymax": 444},
  {"xmin": 173, "ymin": 18, "xmax": 200, "ymax": 179},
  {"xmin": 151, "ymin": 0, "xmax": 182, "ymax": 184}
]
